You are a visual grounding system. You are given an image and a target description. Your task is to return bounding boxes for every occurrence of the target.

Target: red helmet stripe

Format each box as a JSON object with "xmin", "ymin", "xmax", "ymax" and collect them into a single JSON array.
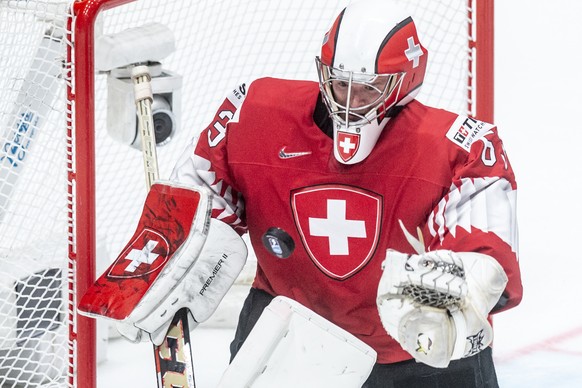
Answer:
[
  {"xmin": 321, "ymin": 8, "xmax": 346, "ymax": 67},
  {"xmin": 375, "ymin": 16, "xmax": 414, "ymax": 73}
]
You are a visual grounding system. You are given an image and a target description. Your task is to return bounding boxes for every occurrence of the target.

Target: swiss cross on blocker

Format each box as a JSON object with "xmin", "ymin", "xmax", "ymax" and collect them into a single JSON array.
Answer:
[
  {"xmin": 108, "ymin": 229, "xmax": 170, "ymax": 278},
  {"xmin": 291, "ymin": 185, "xmax": 382, "ymax": 280}
]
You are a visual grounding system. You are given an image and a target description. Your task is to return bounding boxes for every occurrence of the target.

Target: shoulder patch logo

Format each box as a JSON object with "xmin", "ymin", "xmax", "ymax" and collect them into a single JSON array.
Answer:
[{"xmin": 446, "ymin": 116, "xmax": 494, "ymax": 152}]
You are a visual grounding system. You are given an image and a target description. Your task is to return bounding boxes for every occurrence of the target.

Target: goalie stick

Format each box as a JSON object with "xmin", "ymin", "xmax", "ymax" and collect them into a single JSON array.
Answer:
[
  {"xmin": 131, "ymin": 65, "xmax": 196, "ymax": 387},
  {"xmin": 132, "ymin": 65, "xmax": 160, "ymax": 188}
]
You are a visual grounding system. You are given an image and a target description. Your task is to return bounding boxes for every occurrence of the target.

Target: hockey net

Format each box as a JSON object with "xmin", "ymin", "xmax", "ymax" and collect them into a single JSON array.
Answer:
[{"xmin": 0, "ymin": 0, "xmax": 492, "ymax": 386}]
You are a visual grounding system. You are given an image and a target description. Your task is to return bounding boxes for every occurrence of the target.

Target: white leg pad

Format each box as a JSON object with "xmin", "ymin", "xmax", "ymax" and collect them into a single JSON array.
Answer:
[{"xmin": 217, "ymin": 296, "xmax": 377, "ymax": 388}]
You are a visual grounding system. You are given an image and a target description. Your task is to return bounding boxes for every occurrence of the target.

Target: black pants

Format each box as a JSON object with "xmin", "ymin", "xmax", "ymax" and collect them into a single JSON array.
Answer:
[{"xmin": 230, "ymin": 288, "xmax": 499, "ymax": 388}]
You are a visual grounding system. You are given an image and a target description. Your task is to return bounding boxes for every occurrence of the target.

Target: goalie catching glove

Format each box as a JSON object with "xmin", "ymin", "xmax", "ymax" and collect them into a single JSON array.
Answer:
[
  {"xmin": 377, "ymin": 224, "xmax": 507, "ymax": 368},
  {"xmin": 78, "ymin": 181, "xmax": 247, "ymax": 345}
]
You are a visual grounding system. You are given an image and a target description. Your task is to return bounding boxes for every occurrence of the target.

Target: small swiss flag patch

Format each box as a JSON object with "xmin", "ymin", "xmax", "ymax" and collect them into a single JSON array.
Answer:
[{"xmin": 336, "ymin": 131, "xmax": 360, "ymax": 162}]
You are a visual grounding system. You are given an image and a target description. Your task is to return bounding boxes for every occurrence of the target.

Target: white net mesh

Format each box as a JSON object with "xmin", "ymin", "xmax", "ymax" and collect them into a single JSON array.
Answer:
[
  {"xmin": 0, "ymin": 0, "xmax": 478, "ymax": 386},
  {"xmin": 0, "ymin": 1, "xmax": 72, "ymax": 386}
]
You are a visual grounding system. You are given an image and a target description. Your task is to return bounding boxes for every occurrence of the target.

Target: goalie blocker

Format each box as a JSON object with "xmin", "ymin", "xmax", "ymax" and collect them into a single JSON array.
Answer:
[{"xmin": 78, "ymin": 181, "xmax": 247, "ymax": 345}]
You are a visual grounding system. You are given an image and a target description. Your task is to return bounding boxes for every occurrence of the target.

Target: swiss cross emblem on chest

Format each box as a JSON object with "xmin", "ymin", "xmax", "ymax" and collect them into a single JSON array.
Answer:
[
  {"xmin": 336, "ymin": 131, "xmax": 361, "ymax": 163},
  {"xmin": 291, "ymin": 185, "xmax": 382, "ymax": 280},
  {"xmin": 108, "ymin": 228, "xmax": 170, "ymax": 279}
]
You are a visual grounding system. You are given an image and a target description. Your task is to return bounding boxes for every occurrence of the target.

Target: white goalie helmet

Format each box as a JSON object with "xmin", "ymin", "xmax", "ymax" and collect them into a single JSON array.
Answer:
[{"xmin": 316, "ymin": 0, "xmax": 428, "ymax": 164}]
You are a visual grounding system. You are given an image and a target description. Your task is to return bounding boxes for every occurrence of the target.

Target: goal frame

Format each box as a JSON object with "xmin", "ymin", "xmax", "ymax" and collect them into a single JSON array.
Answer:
[
  {"xmin": 65, "ymin": 0, "xmax": 494, "ymax": 387},
  {"xmin": 69, "ymin": 3, "xmax": 134, "ymax": 388},
  {"xmin": 472, "ymin": 0, "xmax": 494, "ymax": 122}
]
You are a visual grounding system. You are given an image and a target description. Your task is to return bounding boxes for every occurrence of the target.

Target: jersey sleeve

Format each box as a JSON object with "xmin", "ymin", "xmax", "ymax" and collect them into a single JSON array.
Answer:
[
  {"xmin": 425, "ymin": 116, "xmax": 523, "ymax": 313},
  {"xmin": 170, "ymin": 83, "xmax": 248, "ymax": 235}
]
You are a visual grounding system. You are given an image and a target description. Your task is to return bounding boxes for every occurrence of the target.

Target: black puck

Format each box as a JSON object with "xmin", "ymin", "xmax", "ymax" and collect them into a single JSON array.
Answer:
[{"xmin": 261, "ymin": 227, "xmax": 295, "ymax": 259}]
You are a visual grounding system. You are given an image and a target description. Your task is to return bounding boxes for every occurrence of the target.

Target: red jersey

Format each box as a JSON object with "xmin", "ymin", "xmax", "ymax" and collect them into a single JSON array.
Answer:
[{"xmin": 171, "ymin": 77, "xmax": 523, "ymax": 364}]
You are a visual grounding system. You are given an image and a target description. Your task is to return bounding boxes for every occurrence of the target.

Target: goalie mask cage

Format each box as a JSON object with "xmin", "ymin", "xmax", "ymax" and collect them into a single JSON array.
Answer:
[{"xmin": 0, "ymin": 0, "xmax": 494, "ymax": 387}]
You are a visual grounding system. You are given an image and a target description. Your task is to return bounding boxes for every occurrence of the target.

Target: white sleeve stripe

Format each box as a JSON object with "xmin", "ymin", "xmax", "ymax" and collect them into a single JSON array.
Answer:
[
  {"xmin": 171, "ymin": 152, "xmax": 244, "ymax": 227},
  {"xmin": 429, "ymin": 177, "xmax": 518, "ymax": 253}
]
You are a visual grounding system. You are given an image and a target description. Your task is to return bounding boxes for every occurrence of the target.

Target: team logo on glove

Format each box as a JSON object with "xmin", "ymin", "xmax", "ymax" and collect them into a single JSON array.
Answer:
[
  {"xmin": 466, "ymin": 329, "xmax": 486, "ymax": 357},
  {"xmin": 415, "ymin": 333, "xmax": 433, "ymax": 355},
  {"xmin": 108, "ymin": 228, "xmax": 170, "ymax": 279}
]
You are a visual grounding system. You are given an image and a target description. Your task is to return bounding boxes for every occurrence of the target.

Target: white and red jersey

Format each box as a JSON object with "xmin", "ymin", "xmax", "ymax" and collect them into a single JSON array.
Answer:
[{"xmin": 171, "ymin": 77, "xmax": 523, "ymax": 364}]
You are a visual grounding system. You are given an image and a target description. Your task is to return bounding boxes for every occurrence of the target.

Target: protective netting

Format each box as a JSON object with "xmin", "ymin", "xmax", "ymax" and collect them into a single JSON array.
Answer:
[{"xmin": 0, "ymin": 2, "xmax": 72, "ymax": 386}]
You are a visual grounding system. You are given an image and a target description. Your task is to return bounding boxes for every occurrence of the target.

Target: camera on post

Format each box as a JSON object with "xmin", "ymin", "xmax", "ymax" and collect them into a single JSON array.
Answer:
[
  {"xmin": 95, "ymin": 23, "xmax": 182, "ymax": 149},
  {"xmin": 106, "ymin": 63, "xmax": 181, "ymax": 148}
]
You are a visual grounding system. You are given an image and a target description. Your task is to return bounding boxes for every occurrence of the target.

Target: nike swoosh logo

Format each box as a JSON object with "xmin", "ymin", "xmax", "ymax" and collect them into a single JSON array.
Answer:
[{"xmin": 278, "ymin": 147, "xmax": 312, "ymax": 159}]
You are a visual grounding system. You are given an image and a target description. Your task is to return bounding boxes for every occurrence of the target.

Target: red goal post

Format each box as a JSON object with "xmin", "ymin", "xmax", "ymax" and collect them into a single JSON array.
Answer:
[{"xmin": 0, "ymin": 1, "xmax": 493, "ymax": 387}]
